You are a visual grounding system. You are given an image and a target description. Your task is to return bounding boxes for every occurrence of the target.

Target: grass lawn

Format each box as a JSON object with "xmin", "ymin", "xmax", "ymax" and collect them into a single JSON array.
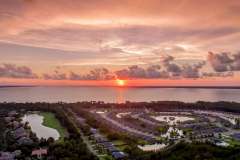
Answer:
[
  {"xmin": 227, "ymin": 139, "xmax": 240, "ymax": 147},
  {"xmin": 222, "ymin": 136, "xmax": 240, "ymax": 147},
  {"xmin": 137, "ymin": 139, "xmax": 148, "ymax": 145},
  {"xmin": 98, "ymin": 154, "xmax": 114, "ymax": 160},
  {"xmin": 113, "ymin": 140, "xmax": 126, "ymax": 146},
  {"xmin": 117, "ymin": 145, "xmax": 129, "ymax": 152},
  {"xmin": 40, "ymin": 112, "xmax": 67, "ymax": 141}
]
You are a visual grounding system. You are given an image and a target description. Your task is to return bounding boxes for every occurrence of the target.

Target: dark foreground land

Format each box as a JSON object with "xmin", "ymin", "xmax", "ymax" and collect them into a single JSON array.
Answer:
[{"xmin": 1, "ymin": 101, "xmax": 240, "ymax": 160}]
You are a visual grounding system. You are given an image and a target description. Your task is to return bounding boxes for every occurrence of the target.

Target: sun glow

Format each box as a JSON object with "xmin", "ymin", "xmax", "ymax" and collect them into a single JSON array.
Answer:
[{"xmin": 116, "ymin": 79, "xmax": 125, "ymax": 86}]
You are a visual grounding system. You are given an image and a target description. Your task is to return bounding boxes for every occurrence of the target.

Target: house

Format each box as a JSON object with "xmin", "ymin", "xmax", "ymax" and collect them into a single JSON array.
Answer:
[
  {"xmin": 90, "ymin": 127, "xmax": 127, "ymax": 159},
  {"xmin": 5, "ymin": 117, "xmax": 14, "ymax": 123},
  {"xmin": 101, "ymin": 142, "xmax": 118, "ymax": 152},
  {"xmin": 94, "ymin": 135, "xmax": 108, "ymax": 143},
  {"xmin": 31, "ymin": 148, "xmax": 48, "ymax": 159},
  {"xmin": 90, "ymin": 128, "xmax": 98, "ymax": 134},
  {"xmin": 232, "ymin": 133, "xmax": 240, "ymax": 141},
  {"xmin": 111, "ymin": 151, "xmax": 126, "ymax": 160},
  {"xmin": 17, "ymin": 137, "xmax": 33, "ymax": 145},
  {"xmin": 77, "ymin": 117, "xmax": 86, "ymax": 124},
  {"xmin": 8, "ymin": 111, "xmax": 18, "ymax": 117},
  {"xmin": 13, "ymin": 150, "xmax": 21, "ymax": 157},
  {"xmin": 0, "ymin": 152, "xmax": 15, "ymax": 160},
  {"xmin": 12, "ymin": 121, "xmax": 21, "ymax": 129},
  {"xmin": 107, "ymin": 145, "xmax": 118, "ymax": 153},
  {"xmin": 14, "ymin": 127, "xmax": 27, "ymax": 139},
  {"xmin": 0, "ymin": 110, "xmax": 7, "ymax": 117}
]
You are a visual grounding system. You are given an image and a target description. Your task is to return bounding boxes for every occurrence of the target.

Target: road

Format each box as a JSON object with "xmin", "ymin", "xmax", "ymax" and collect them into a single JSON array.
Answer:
[
  {"xmin": 131, "ymin": 113, "xmax": 158, "ymax": 126},
  {"xmin": 99, "ymin": 113, "xmax": 158, "ymax": 139}
]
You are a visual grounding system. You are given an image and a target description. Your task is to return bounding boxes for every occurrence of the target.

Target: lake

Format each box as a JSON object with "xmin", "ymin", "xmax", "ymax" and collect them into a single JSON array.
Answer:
[
  {"xmin": 22, "ymin": 114, "xmax": 60, "ymax": 140},
  {"xmin": 0, "ymin": 86, "xmax": 240, "ymax": 103}
]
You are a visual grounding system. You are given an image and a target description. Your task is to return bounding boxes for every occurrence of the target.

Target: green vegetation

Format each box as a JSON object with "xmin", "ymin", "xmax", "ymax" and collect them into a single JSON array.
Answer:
[
  {"xmin": 170, "ymin": 130, "xmax": 179, "ymax": 138},
  {"xmin": 40, "ymin": 112, "xmax": 67, "ymax": 141},
  {"xmin": 182, "ymin": 127, "xmax": 193, "ymax": 134},
  {"xmin": 117, "ymin": 145, "xmax": 129, "ymax": 152},
  {"xmin": 2, "ymin": 101, "xmax": 240, "ymax": 160},
  {"xmin": 223, "ymin": 137, "xmax": 240, "ymax": 147},
  {"xmin": 156, "ymin": 125, "xmax": 169, "ymax": 134},
  {"xmin": 129, "ymin": 142, "xmax": 240, "ymax": 160},
  {"xmin": 228, "ymin": 139, "xmax": 240, "ymax": 147},
  {"xmin": 49, "ymin": 138, "xmax": 97, "ymax": 160},
  {"xmin": 99, "ymin": 154, "xmax": 114, "ymax": 160},
  {"xmin": 156, "ymin": 136, "xmax": 168, "ymax": 143},
  {"xmin": 112, "ymin": 140, "xmax": 126, "ymax": 146},
  {"xmin": 0, "ymin": 117, "xmax": 7, "ymax": 150},
  {"xmin": 0, "ymin": 103, "xmax": 98, "ymax": 160}
]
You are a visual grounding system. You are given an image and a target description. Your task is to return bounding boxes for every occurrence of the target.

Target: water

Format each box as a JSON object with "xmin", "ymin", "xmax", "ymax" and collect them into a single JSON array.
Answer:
[
  {"xmin": 138, "ymin": 143, "xmax": 167, "ymax": 151},
  {"xmin": 22, "ymin": 114, "xmax": 60, "ymax": 140},
  {"xmin": 151, "ymin": 115, "xmax": 195, "ymax": 125},
  {"xmin": 0, "ymin": 86, "xmax": 239, "ymax": 103}
]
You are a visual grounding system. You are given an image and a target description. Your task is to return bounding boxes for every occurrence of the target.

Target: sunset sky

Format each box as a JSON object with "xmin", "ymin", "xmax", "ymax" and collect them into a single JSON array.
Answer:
[{"xmin": 0, "ymin": 0, "xmax": 240, "ymax": 86}]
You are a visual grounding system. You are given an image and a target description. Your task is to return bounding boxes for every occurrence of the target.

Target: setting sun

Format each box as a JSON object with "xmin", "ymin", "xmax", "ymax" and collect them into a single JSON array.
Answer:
[{"xmin": 116, "ymin": 79, "xmax": 125, "ymax": 86}]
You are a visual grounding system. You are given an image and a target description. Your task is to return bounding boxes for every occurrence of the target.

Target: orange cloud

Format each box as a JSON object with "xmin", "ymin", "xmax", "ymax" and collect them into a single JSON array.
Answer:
[{"xmin": 0, "ymin": 0, "xmax": 240, "ymax": 86}]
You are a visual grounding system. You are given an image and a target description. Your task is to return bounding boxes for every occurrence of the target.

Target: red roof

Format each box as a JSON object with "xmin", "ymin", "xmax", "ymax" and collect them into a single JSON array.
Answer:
[{"xmin": 31, "ymin": 149, "xmax": 47, "ymax": 156}]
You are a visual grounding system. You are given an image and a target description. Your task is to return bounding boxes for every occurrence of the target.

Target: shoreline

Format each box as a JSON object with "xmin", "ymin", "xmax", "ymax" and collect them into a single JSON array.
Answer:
[{"xmin": 1, "ymin": 85, "xmax": 240, "ymax": 89}]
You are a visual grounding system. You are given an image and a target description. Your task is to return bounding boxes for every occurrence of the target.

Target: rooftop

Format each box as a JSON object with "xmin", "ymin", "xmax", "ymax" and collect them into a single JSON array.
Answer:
[{"xmin": 32, "ymin": 148, "xmax": 48, "ymax": 156}]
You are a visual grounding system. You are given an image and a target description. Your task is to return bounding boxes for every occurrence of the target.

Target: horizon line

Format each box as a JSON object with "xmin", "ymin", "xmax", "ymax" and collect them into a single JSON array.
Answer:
[{"xmin": 1, "ymin": 85, "xmax": 240, "ymax": 89}]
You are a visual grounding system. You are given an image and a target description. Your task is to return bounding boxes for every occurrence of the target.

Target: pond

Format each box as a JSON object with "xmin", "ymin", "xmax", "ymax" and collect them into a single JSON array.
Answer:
[
  {"xmin": 151, "ymin": 115, "xmax": 195, "ymax": 125},
  {"xmin": 116, "ymin": 112, "xmax": 131, "ymax": 118},
  {"xmin": 22, "ymin": 114, "xmax": 60, "ymax": 140},
  {"xmin": 138, "ymin": 143, "xmax": 167, "ymax": 151}
]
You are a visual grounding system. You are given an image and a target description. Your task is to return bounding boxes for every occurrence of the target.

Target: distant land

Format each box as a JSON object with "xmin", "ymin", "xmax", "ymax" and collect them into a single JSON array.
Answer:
[{"xmin": 1, "ymin": 85, "xmax": 240, "ymax": 89}]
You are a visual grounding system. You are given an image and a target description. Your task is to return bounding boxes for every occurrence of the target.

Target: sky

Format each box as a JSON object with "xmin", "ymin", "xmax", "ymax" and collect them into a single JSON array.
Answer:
[{"xmin": 0, "ymin": 0, "xmax": 240, "ymax": 86}]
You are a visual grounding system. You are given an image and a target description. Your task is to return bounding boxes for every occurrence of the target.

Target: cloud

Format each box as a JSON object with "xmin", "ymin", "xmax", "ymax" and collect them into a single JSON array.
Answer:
[
  {"xmin": 44, "ymin": 68, "xmax": 114, "ymax": 80},
  {"xmin": 115, "ymin": 65, "xmax": 170, "ymax": 79},
  {"xmin": 181, "ymin": 62, "xmax": 206, "ymax": 78},
  {"xmin": 115, "ymin": 65, "xmax": 146, "ymax": 79},
  {"xmin": 1, "ymin": 0, "xmax": 240, "ymax": 35},
  {"xmin": 202, "ymin": 72, "xmax": 234, "ymax": 78},
  {"xmin": 208, "ymin": 52, "xmax": 232, "ymax": 72},
  {"xmin": 114, "ymin": 56, "xmax": 206, "ymax": 79},
  {"xmin": 162, "ymin": 56, "xmax": 205, "ymax": 78},
  {"xmin": 165, "ymin": 63, "xmax": 182, "ymax": 76},
  {"xmin": 69, "ymin": 71, "xmax": 82, "ymax": 80},
  {"xmin": 0, "ymin": 0, "xmax": 239, "ymax": 74},
  {"xmin": 161, "ymin": 55, "xmax": 181, "ymax": 77},
  {"xmin": 43, "ymin": 70, "xmax": 67, "ymax": 80},
  {"xmin": 208, "ymin": 52, "xmax": 240, "ymax": 72},
  {"xmin": 0, "ymin": 0, "xmax": 236, "ymax": 72},
  {"xmin": 83, "ymin": 68, "xmax": 114, "ymax": 80},
  {"xmin": 146, "ymin": 65, "xmax": 168, "ymax": 78},
  {"xmin": 0, "ymin": 53, "xmax": 238, "ymax": 81},
  {"xmin": 230, "ymin": 52, "xmax": 240, "ymax": 71},
  {"xmin": 1, "ymin": 1, "xmax": 240, "ymax": 57},
  {"xmin": 42, "ymin": 65, "xmax": 167, "ymax": 81},
  {"xmin": 0, "ymin": 63, "xmax": 38, "ymax": 79},
  {"xmin": 162, "ymin": 55, "xmax": 174, "ymax": 64}
]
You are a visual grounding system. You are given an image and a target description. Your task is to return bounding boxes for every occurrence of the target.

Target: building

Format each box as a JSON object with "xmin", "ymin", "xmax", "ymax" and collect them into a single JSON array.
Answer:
[
  {"xmin": 31, "ymin": 148, "xmax": 48, "ymax": 159},
  {"xmin": 13, "ymin": 127, "xmax": 27, "ymax": 139},
  {"xmin": 8, "ymin": 111, "xmax": 18, "ymax": 117},
  {"xmin": 17, "ymin": 137, "xmax": 33, "ymax": 145},
  {"xmin": 5, "ymin": 117, "xmax": 14, "ymax": 123},
  {"xmin": 12, "ymin": 121, "xmax": 21, "ymax": 130},
  {"xmin": 0, "ymin": 152, "xmax": 15, "ymax": 160},
  {"xmin": 232, "ymin": 133, "xmax": 240, "ymax": 141},
  {"xmin": 112, "ymin": 151, "xmax": 126, "ymax": 160}
]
